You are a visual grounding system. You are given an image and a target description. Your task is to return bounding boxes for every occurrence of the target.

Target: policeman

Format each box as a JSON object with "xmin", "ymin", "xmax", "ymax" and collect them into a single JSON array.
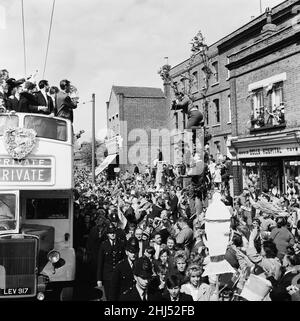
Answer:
[
  {"xmin": 110, "ymin": 236, "xmax": 139, "ymax": 301},
  {"xmin": 109, "ymin": 210, "xmax": 127, "ymax": 246},
  {"xmin": 97, "ymin": 223, "xmax": 125, "ymax": 301},
  {"xmin": 119, "ymin": 257, "xmax": 163, "ymax": 301}
]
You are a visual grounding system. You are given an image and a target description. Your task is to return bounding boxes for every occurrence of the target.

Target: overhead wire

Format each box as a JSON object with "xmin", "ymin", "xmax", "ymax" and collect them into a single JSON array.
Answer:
[
  {"xmin": 21, "ymin": 0, "xmax": 27, "ymax": 77},
  {"xmin": 42, "ymin": 0, "xmax": 56, "ymax": 79}
]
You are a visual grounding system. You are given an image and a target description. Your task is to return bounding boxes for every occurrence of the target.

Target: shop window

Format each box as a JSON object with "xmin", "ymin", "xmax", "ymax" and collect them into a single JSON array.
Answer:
[
  {"xmin": 284, "ymin": 161, "xmax": 300, "ymax": 198},
  {"xmin": 242, "ymin": 162, "xmax": 260, "ymax": 191}
]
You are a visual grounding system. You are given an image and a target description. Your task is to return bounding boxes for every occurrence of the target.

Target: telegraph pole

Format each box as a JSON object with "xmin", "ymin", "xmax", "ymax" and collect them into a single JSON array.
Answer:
[{"xmin": 92, "ymin": 93, "xmax": 96, "ymax": 184}]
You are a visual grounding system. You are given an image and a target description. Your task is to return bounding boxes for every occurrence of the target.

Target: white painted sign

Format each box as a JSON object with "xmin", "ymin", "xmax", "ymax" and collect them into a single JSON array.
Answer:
[{"xmin": 237, "ymin": 144, "xmax": 300, "ymax": 158}]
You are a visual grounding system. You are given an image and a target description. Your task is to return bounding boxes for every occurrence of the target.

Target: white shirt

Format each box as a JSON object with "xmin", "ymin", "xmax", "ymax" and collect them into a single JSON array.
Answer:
[
  {"xmin": 153, "ymin": 243, "xmax": 161, "ymax": 260},
  {"xmin": 138, "ymin": 241, "xmax": 144, "ymax": 258},
  {"xmin": 127, "ymin": 258, "xmax": 133, "ymax": 269},
  {"xmin": 41, "ymin": 90, "xmax": 48, "ymax": 107},
  {"xmin": 136, "ymin": 285, "xmax": 147, "ymax": 301}
]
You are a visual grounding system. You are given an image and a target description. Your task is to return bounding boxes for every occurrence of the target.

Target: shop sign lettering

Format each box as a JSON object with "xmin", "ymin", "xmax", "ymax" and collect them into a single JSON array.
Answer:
[{"xmin": 237, "ymin": 145, "xmax": 300, "ymax": 158}]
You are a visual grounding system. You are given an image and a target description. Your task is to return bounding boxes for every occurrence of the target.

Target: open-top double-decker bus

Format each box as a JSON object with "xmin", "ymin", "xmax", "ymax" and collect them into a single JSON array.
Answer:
[{"xmin": 0, "ymin": 112, "xmax": 75, "ymax": 300}]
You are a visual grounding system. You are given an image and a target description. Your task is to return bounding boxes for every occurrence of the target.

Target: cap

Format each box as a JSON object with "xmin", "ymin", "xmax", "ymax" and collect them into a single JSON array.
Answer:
[
  {"xmin": 133, "ymin": 257, "xmax": 152, "ymax": 279},
  {"xmin": 126, "ymin": 236, "xmax": 139, "ymax": 253},
  {"xmin": 109, "ymin": 210, "xmax": 119, "ymax": 223},
  {"xmin": 107, "ymin": 224, "xmax": 117, "ymax": 234}
]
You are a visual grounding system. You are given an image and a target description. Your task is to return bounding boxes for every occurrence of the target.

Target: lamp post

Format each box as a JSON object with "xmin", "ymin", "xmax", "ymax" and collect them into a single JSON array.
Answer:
[
  {"xmin": 82, "ymin": 93, "xmax": 96, "ymax": 184},
  {"xmin": 92, "ymin": 93, "xmax": 96, "ymax": 184}
]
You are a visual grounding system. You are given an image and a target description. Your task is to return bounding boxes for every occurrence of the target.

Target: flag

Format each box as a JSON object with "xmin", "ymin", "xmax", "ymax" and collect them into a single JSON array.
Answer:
[{"xmin": 117, "ymin": 196, "xmax": 127, "ymax": 230}]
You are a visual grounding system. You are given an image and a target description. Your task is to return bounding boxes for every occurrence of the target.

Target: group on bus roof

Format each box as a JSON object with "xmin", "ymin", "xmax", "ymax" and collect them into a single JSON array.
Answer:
[{"xmin": 0, "ymin": 69, "xmax": 78, "ymax": 123}]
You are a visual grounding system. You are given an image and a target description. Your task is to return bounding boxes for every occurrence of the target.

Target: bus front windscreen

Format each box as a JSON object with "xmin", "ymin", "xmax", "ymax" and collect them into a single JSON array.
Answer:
[
  {"xmin": 0, "ymin": 191, "xmax": 19, "ymax": 234},
  {"xmin": 26, "ymin": 198, "xmax": 69, "ymax": 219},
  {"xmin": 24, "ymin": 116, "xmax": 67, "ymax": 141}
]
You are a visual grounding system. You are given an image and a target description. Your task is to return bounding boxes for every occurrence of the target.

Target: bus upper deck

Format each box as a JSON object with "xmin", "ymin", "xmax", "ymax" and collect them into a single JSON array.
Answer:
[{"xmin": 0, "ymin": 113, "xmax": 74, "ymax": 190}]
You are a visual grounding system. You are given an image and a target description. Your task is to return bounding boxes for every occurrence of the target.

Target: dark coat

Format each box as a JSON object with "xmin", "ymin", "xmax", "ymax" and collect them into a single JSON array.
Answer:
[
  {"xmin": 137, "ymin": 239, "xmax": 149, "ymax": 257},
  {"xmin": 34, "ymin": 91, "xmax": 54, "ymax": 114},
  {"xmin": 269, "ymin": 271, "xmax": 299, "ymax": 301},
  {"xmin": 169, "ymin": 195, "xmax": 178, "ymax": 217},
  {"xmin": 149, "ymin": 204, "xmax": 163, "ymax": 219},
  {"xmin": 18, "ymin": 92, "xmax": 38, "ymax": 113},
  {"xmin": 119, "ymin": 285, "xmax": 163, "ymax": 301},
  {"xmin": 6, "ymin": 96, "xmax": 19, "ymax": 111},
  {"xmin": 97, "ymin": 239, "xmax": 125, "ymax": 282},
  {"xmin": 110, "ymin": 258, "xmax": 135, "ymax": 301},
  {"xmin": 55, "ymin": 91, "xmax": 77, "ymax": 123},
  {"xmin": 162, "ymin": 292, "xmax": 193, "ymax": 302}
]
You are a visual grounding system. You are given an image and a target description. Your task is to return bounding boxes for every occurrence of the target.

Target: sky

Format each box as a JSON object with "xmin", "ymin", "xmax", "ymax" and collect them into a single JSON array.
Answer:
[{"xmin": 0, "ymin": 0, "xmax": 284, "ymax": 142}]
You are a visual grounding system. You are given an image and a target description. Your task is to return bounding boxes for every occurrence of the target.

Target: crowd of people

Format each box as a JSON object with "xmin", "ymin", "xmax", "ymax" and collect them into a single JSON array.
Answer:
[
  {"xmin": 73, "ymin": 156, "xmax": 300, "ymax": 301},
  {"xmin": 0, "ymin": 68, "xmax": 78, "ymax": 122}
]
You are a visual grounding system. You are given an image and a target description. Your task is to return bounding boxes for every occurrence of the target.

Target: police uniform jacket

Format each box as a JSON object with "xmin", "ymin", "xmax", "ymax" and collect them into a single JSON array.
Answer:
[
  {"xmin": 110, "ymin": 258, "xmax": 135, "ymax": 301},
  {"xmin": 119, "ymin": 285, "xmax": 163, "ymax": 301},
  {"xmin": 97, "ymin": 239, "xmax": 125, "ymax": 282}
]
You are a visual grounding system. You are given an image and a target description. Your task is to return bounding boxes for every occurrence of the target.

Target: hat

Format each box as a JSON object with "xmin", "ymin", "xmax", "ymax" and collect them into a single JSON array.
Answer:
[
  {"xmin": 107, "ymin": 224, "xmax": 117, "ymax": 234},
  {"xmin": 133, "ymin": 257, "xmax": 152, "ymax": 279},
  {"xmin": 126, "ymin": 236, "xmax": 139, "ymax": 253},
  {"xmin": 109, "ymin": 211, "xmax": 119, "ymax": 223}
]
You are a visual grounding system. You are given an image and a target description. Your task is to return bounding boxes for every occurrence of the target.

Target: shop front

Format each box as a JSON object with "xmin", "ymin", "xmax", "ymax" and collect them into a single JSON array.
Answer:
[{"xmin": 230, "ymin": 130, "xmax": 300, "ymax": 196}]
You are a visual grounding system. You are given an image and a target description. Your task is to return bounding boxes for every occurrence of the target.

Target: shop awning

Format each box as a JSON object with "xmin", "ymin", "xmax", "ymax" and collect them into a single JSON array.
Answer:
[{"xmin": 95, "ymin": 154, "xmax": 117, "ymax": 176}]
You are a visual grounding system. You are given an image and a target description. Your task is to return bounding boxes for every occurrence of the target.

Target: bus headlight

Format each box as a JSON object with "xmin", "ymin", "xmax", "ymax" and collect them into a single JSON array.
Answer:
[
  {"xmin": 47, "ymin": 250, "xmax": 60, "ymax": 264},
  {"xmin": 37, "ymin": 292, "xmax": 45, "ymax": 301}
]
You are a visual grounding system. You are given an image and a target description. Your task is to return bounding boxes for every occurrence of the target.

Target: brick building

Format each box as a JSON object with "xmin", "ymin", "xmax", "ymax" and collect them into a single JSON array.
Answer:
[
  {"xmin": 164, "ymin": 34, "xmax": 233, "ymax": 165},
  {"xmin": 226, "ymin": 0, "xmax": 300, "ymax": 195},
  {"xmin": 164, "ymin": 0, "xmax": 300, "ymax": 195},
  {"xmin": 104, "ymin": 86, "xmax": 167, "ymax": 173}
]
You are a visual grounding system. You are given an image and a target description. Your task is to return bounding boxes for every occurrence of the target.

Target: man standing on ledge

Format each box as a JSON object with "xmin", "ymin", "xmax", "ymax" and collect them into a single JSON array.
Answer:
[{"xmin": 171, "ymin": 92, "xmax": 203, "ymax": 129}]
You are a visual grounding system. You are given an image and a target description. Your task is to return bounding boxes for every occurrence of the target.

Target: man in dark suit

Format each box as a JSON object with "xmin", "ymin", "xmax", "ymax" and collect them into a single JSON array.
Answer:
[
  {"xmin": 110, "ymin": 237, "xmax": 139, "ymax": 301},
  {"xmin": 97, "ymin": 224, "xmax": 125, "ymax": 301},
  {"xmin": 6, "ymin": 79, "xmax": 24, "ymax": 111},
  {"xmin": 268, "ymin": 252, "xmax": 300, "ymax": 301},
  {"xmin": 169, "ymin": 189, "xmax": 178, "ymax": 221},
  {"xmin": 119, "ymin": 257, "xmax": 163, "ymax": 301},
  {"xmin": 162, "ymin": 275, "xmax": 193, "ymax": 301},
  {"xmin": 18, "ymin": 82, "xmax": 41, "ymax": 113},
  {"xmin": 135, "ymin": 228, "xmax": 148, "ymax": 258},
  {"xmin": 34, "ymin": 80, "xmax": 54, "ymax": 115},
  {"xmin": 55, "ymin": 79, "xmax": 77, "ymax": 123}
]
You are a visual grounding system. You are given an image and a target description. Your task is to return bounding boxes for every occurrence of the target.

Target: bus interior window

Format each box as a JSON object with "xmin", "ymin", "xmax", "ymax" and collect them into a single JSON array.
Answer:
[{"xmin": 24, "ymin": 116, "xmax": 67, "ymax": 141}]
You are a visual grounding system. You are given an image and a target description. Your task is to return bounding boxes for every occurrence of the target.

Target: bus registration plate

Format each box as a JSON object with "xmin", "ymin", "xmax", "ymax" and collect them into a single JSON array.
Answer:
[{"xmin": 1, "ymin": 288, "xmax": 30, "ymax": 295}]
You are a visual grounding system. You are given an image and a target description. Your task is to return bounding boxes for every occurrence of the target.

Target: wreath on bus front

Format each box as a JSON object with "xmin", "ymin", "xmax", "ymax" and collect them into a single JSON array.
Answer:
[{"xmin": 3, "ymin": 127, "xmax": 37, "ymax": 160}]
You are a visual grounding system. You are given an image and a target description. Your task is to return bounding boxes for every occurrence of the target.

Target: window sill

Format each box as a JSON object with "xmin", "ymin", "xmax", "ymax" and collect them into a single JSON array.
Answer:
[
  {"xmin": 211, "ymin": 82, "xmax": 220, "ymax": 87},
  {"xmin": 226, "ymin": 77, "xmax": 230, "ymax": 81},
  {"xmin": 212, "ymin": 124, "xmax": 221, "ymax": 128},
  {"xmin": 249, "ymin": 123, "xmax": 286, "ymax": 133},
  {"xmin": 227, "ymin": 121, "xmax": 232, "ymax": 125}
]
